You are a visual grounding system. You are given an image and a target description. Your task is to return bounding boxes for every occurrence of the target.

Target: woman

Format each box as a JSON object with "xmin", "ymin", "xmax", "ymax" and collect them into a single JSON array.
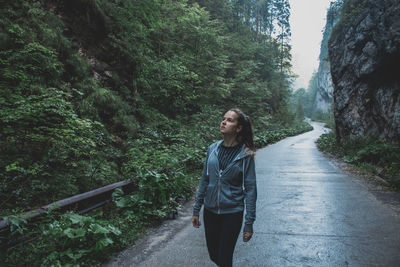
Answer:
[{"xmin": 192, "ymin": 108, "xmax": 257, "ymax": 267}]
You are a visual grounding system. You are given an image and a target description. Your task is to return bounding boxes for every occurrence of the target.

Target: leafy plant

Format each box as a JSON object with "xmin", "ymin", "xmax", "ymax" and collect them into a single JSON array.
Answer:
[
  {"xmin": 317, "ymin": 133, "xmax": 400, "ymax": 189},
  {"xmin": 3, "ymin": 212, "xmax": 121, "ymax": 266}
]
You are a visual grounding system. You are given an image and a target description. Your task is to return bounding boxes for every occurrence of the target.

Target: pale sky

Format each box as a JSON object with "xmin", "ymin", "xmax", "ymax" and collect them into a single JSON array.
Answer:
[{"xmin": 289, "ymin": 0, "xmax": 334, "ymax": 90}]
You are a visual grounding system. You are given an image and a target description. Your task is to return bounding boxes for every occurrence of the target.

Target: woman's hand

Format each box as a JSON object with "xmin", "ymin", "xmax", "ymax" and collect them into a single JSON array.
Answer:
[
  {"xmin": 192, "ymin": 216, "xmax": 201, "ymax": 228},
  {"xmin": 243, "ymin": 231, "xmax": 253, "ymax": 242}
]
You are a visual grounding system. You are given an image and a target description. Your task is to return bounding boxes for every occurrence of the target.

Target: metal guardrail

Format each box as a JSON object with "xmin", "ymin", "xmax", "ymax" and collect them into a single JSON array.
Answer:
[{"xmin": 0, "ymin": 179, "xmax": 134, "ymax": 230}]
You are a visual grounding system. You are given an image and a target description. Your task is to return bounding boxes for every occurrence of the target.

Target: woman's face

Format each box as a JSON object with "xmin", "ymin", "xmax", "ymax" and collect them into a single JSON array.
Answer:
[{"xmin": 220, "ymin": 111, "xmax": 242, "ymax": 135}]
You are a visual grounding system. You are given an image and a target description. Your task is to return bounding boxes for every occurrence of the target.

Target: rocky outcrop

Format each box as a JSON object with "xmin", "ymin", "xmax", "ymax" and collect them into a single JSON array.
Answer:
[
  {"xmin": 313, "ymin": 2, "xmax": 342, "ymax": 114},
  {"xmin": 314, "ymin": 63, "xmax": 333, "ymax": 113},
  {"xmin": 328, "ymin": 0, "xmax": 400, "ymax": 143}
]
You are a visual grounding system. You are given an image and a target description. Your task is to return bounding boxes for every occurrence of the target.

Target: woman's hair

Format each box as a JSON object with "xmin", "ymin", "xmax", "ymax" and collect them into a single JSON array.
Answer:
[{"xmin": 229, "ymin": 108, "xmax": 255, "ymax": 153}]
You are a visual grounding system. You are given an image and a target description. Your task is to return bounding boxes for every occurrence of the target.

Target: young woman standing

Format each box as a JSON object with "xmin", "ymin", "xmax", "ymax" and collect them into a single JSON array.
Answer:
[{"xmin": 192, "ymin": 108, "xmax": 257, "ymax": 267}]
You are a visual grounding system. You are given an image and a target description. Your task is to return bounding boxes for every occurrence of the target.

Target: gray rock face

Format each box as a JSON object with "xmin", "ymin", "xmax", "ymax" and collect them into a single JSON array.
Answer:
[
  {"xmin": 314, "ymin": 57, "xmax": 333, "ymax": 114},
  {"xmin": 328, "ymin": 0, "xmax": 400, "ymax": 143},
  {"xmin": 313, "ymin": 2, "xmax": 341, "ymax": 115}
]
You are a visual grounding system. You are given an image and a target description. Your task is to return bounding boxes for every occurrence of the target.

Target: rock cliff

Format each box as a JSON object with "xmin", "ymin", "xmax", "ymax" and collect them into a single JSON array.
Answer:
[
  {"xmin": 328, "ymin": 0, "xmax": 400, "ymax": 143},
  {"xmin": 314, "ymin": 62, "xmax": 333, "ymax": 114},
  {"xmin": 313, "ymin": 2, "xmax": 341, "ymax": 114}
]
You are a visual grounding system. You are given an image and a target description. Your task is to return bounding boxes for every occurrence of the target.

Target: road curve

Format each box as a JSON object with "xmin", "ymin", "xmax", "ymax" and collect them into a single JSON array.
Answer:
[{"xmin": 106, "ymin": 122, "xmax": 400, "ymax": 267}]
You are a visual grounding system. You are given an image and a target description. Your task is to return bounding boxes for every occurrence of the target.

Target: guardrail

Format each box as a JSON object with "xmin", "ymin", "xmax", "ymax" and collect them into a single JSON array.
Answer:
[{"xmin": 0, "ymin": 179, "xmax": 134, "ymax": 230}]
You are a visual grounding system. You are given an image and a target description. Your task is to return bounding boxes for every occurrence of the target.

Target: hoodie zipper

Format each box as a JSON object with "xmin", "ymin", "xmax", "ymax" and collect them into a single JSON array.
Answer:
[
  {"xmin": 211, "ymin": 142, "xmax": 249, "ymax": 214},
  {"xmin": 219, "ymin": 155, "xmax": 242, "ymax": 214},
  {"xmin": 218, "ymin": 169, "xmax": 222, "ymax": 214}
]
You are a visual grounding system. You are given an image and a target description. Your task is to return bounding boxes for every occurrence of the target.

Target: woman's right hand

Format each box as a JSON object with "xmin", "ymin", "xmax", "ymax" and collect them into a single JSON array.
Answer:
[{"xmin": 192, "ymin": 216, "xmax": 201, "ymax": 228}]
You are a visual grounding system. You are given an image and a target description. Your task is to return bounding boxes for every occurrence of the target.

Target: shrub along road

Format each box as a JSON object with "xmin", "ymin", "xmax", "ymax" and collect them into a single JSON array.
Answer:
[{"xmin": 106, "ymin": 122, "xmax": 400, "ymax": 266}]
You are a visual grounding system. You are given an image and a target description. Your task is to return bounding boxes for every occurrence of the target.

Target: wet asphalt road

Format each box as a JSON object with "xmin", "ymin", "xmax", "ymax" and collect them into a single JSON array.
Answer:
[{"xmin": 106, "ymin": 122, "xmax": 400, "ymax": 267}]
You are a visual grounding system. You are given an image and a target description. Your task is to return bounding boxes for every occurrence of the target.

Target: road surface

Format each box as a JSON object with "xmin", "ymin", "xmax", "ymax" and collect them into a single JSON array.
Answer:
[{"xmin": 106, "ymin": 122, "xmax": 400, "ymax": 267}]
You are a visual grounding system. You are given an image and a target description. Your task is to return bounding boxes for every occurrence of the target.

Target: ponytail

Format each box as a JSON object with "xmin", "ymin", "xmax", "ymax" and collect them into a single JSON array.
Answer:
[{"xmin": 229, "ymin": 108, "xmax": 255, "ymax": 154}]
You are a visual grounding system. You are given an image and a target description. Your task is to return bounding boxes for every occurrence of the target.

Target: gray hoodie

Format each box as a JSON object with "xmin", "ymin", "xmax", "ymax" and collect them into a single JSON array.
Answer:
[{"xmin": 193, "ymin": 140, "xmax": 257, "ymax": 233}]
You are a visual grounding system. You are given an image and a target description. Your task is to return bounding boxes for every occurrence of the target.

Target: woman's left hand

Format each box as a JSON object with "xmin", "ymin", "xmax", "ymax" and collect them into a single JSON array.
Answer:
[{"xmin": 243, "ymin": 231, "xmax": 253, "ymax": 242}]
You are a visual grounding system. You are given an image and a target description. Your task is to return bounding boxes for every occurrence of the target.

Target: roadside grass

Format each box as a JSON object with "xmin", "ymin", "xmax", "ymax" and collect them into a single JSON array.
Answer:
[
  {"xmin": 254, "ymin": 121, "xmax": 313, "ymax": 148},
  {"xmin": 317, "ymin": 132, "xmax": 400, "ymax": 190}
]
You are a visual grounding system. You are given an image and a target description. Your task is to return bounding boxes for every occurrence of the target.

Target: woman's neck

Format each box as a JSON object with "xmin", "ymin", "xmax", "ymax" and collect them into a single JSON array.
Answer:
[{"xmin": 223, "ymin": 135, "xmax": 239, "ymax": 147}]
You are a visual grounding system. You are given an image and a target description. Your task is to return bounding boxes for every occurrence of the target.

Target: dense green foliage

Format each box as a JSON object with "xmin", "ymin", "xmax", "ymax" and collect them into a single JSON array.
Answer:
[
  {"xmin": 254, "ymin": 121, "xmax": 312, "ymax": 147},
  {"xmin": 290, "ymin": 76, "xmax": 317, "ymax": 118},
  {"xmin": 317, "ymin": 133, "xmax": 400, "ymax": 189},
  {"xmin": 0, "ymin": 0, "xmax": 313, "ymax": 265},
  {"xmin": 1, "ymin": 0, "xmax": 295, "ymax": 213},
  {"xmin": 3, "ymin": 211, "xmax": 122, "ymax": 265}
]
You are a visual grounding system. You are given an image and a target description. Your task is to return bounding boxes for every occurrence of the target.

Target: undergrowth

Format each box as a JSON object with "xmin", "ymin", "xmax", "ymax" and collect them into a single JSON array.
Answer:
[{"xmin": 317, "ymin": 132, "xmax": 400, "ymax": 189}]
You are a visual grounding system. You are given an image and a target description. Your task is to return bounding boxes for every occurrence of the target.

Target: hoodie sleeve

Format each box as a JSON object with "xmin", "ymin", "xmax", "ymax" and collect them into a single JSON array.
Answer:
[
  {"xmin": 243, "ymin": 155, "xmax": 257, "ymax": 233},
  {"xmin": 192, "ymin": 147, "xmax": 211, "ymax": 216}
]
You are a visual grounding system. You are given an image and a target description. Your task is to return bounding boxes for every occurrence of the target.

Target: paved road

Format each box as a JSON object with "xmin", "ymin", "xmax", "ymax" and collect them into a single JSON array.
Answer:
[{"xmin": 106, "ymin": 122, "xmax": 400, "ymax": 267}]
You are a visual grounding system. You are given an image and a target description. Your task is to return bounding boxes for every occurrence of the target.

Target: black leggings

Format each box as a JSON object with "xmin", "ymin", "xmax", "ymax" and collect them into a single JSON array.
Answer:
[{"xmin": 203, "ymin": 208, "xmax": 243, "ymax": 267}]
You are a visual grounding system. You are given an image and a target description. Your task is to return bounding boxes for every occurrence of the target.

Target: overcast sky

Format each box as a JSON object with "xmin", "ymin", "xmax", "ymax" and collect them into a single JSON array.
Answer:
[{"xmin": 289, "ymin": 0, "xmax": 334, "ymax": 90}]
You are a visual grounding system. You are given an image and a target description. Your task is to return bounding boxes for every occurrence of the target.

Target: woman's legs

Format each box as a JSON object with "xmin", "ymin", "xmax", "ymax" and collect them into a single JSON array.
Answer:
[
  {"xmin": 203, "ymin": 209, "xmax": 243, "ymax": 267},
  {"xmin": 218, "ymin": 211, "xmax": 243, "ymax": 267},
  {"xmin": 204, "ymin": 208, "xmax": 221, "ymax": 265}
]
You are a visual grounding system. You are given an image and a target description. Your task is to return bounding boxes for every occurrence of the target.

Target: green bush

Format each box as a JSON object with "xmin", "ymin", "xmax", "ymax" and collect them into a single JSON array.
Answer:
[
  {"xmin": 316, "ymin": 132, "xmax": 340, "ymax": 155},
  {"xmin": 3, "ymin": 212, "xmax": 121, "ymax": 267},
  {"xmin": 317, "ymin": 133, "xmax": 400, "ymax": 189},
  {"xmin": 255, "ymin": 122, "xmax": 313, "ymax": 148}
]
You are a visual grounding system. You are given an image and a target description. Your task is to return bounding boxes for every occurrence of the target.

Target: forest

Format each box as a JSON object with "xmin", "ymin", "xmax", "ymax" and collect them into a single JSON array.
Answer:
[{"xmin": 0, "ymin": 0, "xmax": 313, "ymax": 265}]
